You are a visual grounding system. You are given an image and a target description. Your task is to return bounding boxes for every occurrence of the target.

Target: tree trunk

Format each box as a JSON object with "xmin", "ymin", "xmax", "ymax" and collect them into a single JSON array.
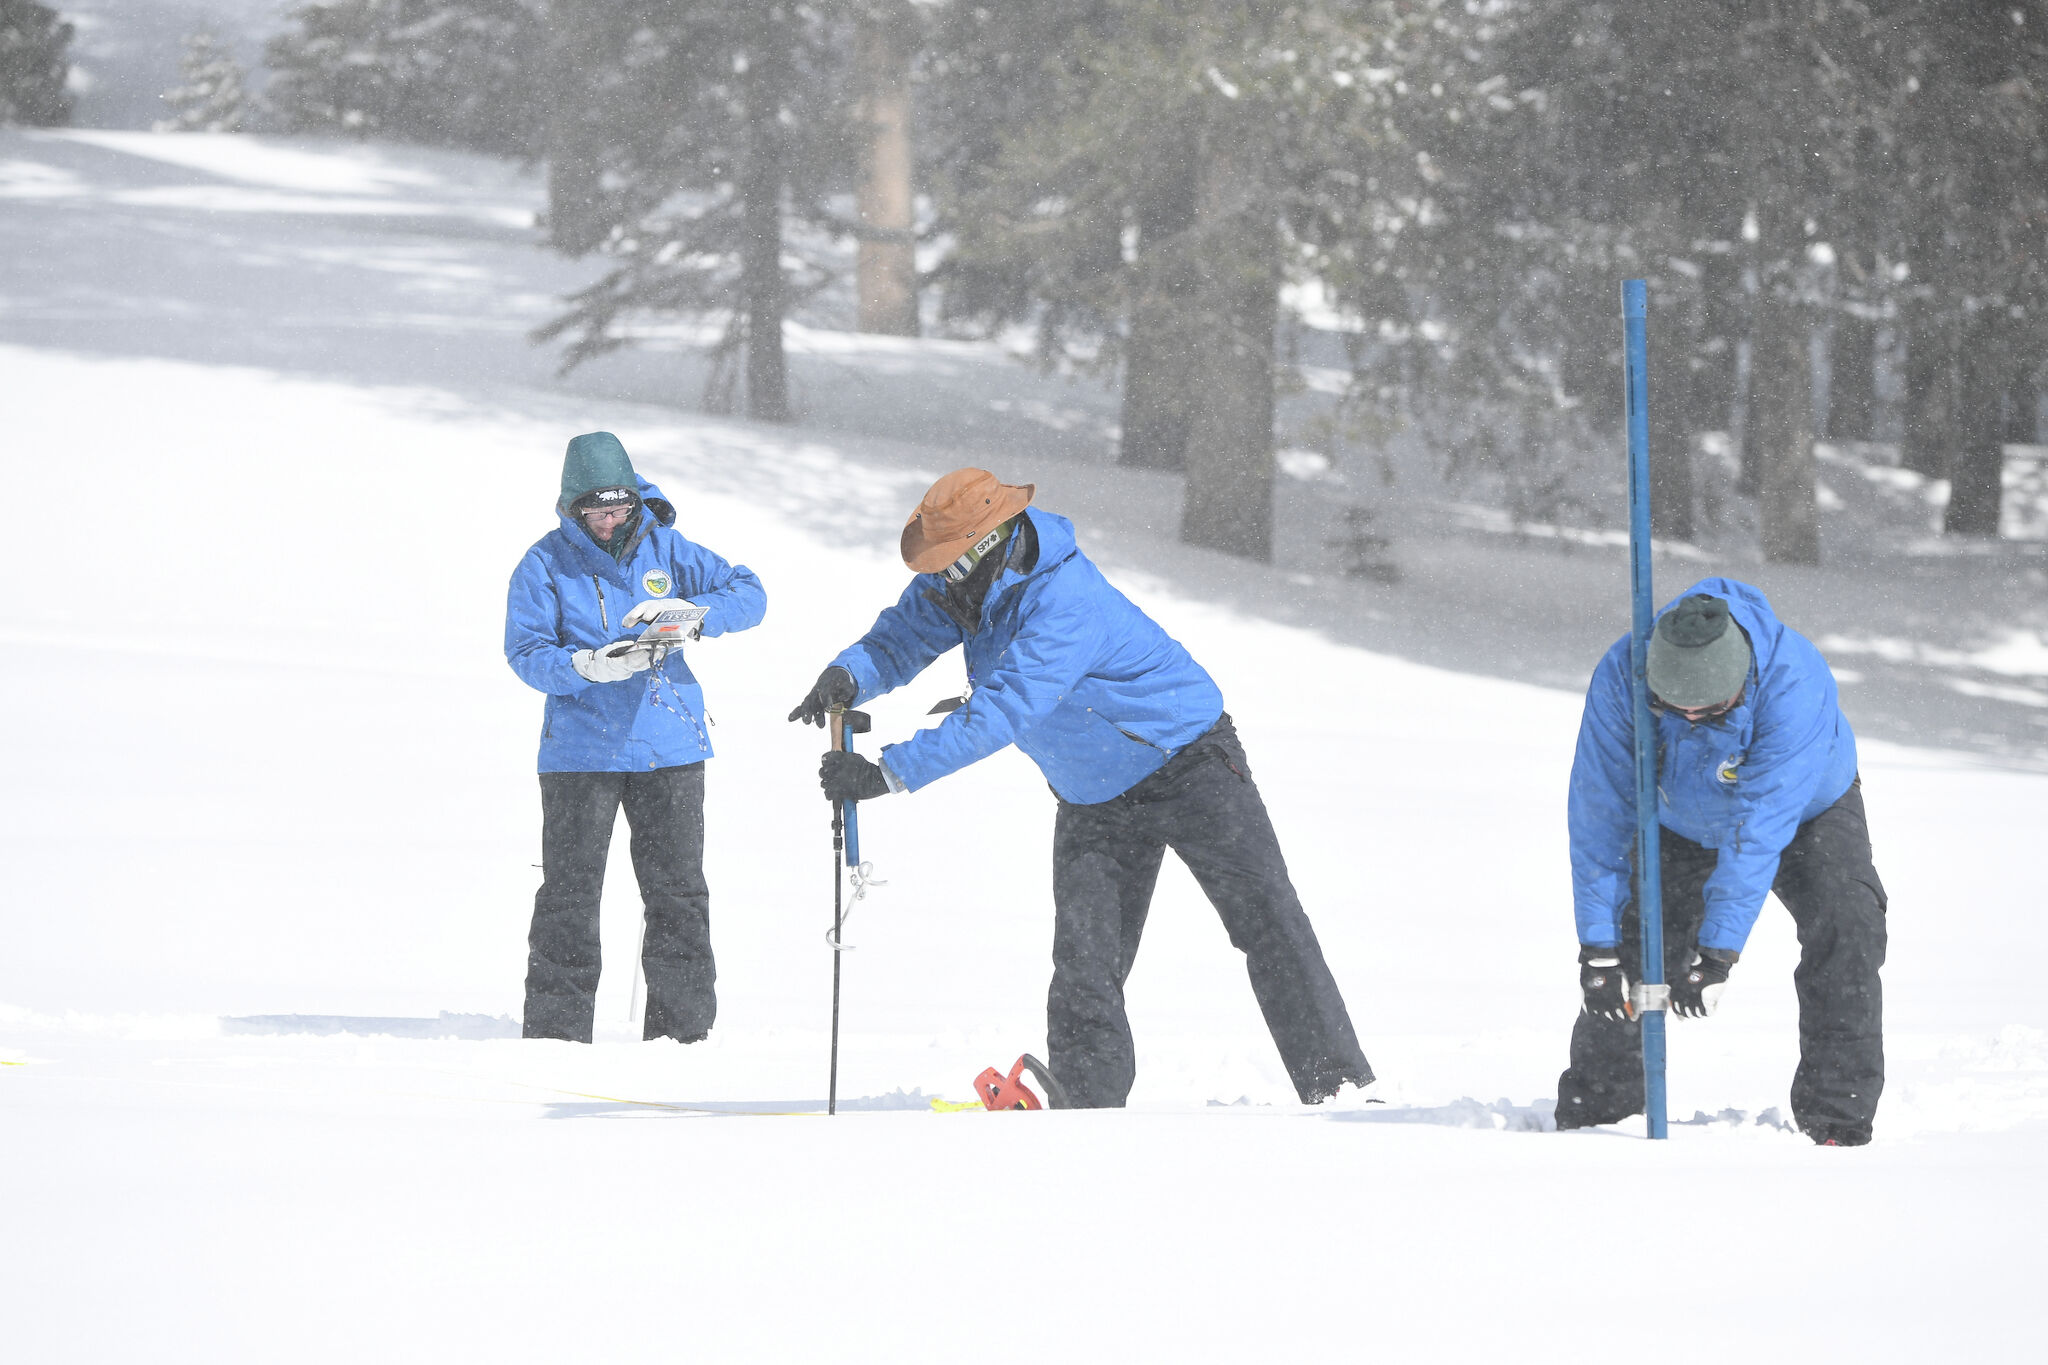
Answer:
[
  {"xmin": 1946, "ymin": 310, "xmax": 2009, "ymax": 536},
  {"xmin": 543, "ymin": 5, "xmax": 606, "ymax": 255},
  {"xmin": 1179, "ymin": 126, "xmax": 1275, "ymax": 562},
  {"xmin": 854, "ymin": 4, "xmax": 918, "ymax": 336},
  {"xmin": 1694, "ymin": 251, "xmax": 1741, "ymax": 438},
  {"xmin": 1900, "ymin": 300, "xmax": 1954, "ymax": 478},
  {"xmin": 1752, "ymin": 295, "xmax": 1820, "ymax": 564},
  {"xmin": 1828, "ymin": 307, "xmax": 1877, "ymax": 443},
  {"xmin": 1120, "ymin": 295, "xmax": 1196, "ymax": 471},
  {"xmin": 1735, "ymin": 259, "xmax": 1763, "ymax": 495},
  {"xmin": 546, "ymin": 155, "xmax": 605, "ymax": 256},
  {"xmin": 1119, "ymin": 173, "xmax": 1198, "ymax": 471},
  {"xmin": 2004, "ymin": 368, "xmax": 2039, "ymax": 445},
  {"xmin": 1646, "ymin": 286, "xmax": 1696, "ymax": 541},
  {"xmin": 739, "ymin": 11, "xmax": 791, "ymax": 423}
]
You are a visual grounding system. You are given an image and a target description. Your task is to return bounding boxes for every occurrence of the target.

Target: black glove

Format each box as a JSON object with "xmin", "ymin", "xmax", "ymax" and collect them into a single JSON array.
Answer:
[
  {"xmin": 1671, "ymin": 947, "xmax": 1737, "ymax": 1018},
  {"xmin": 820, "ymin": 750, "xmax": 891, "ymax": 803},
  {"xmin": 1579, "ymin": 945, "xmax": 1634, "ymax": 1022},
  {"xmin": 788, "ymin": 666, "xmax": 858, "ymax": 727}
]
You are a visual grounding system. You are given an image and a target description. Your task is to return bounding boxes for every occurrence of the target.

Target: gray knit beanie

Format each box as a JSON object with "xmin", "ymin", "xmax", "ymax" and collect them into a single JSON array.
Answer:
[{"xmin": 1647, "ymin": 594, "xmax": 1753, "ymax": 709}]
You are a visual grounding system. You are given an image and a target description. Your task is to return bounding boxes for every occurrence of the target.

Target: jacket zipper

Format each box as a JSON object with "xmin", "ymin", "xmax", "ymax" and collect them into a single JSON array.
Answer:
[{"xmin": 594, "ymin": 577, "xmax": 608, "ymax": 632}]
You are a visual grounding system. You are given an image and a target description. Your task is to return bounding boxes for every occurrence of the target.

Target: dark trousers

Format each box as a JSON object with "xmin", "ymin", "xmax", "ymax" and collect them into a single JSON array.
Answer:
[
  {"xmin": 1557, "ymin": 780, "xmax": 1888, "ymax": 1141},
  {"xmin": 1048, "ymin": 714, "xmax": 1373, "ymax": 1108},
  {"xmin": 523, "ymin": 763, "xmax": 714, "ymax": 1044}
]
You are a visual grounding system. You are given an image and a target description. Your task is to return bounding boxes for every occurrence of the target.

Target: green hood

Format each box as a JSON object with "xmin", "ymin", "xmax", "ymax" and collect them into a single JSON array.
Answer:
[{"xmin": 557, "ymin": 431, "xmax": 639, "ymax": 514}]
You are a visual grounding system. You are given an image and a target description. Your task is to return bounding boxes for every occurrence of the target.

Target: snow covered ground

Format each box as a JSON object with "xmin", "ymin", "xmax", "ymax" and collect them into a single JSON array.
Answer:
[{"xmin": 3, "ymin": 130, "xmax": 2046, "ymax": 1361}]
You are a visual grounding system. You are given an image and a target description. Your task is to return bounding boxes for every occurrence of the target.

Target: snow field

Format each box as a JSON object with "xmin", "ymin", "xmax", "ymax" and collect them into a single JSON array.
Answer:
[{"xmin": 5, "ymin": 345, "xmax": 2046, "ymax": 1360}]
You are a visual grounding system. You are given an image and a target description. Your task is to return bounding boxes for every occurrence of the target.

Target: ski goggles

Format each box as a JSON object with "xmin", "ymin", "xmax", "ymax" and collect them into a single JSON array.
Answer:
[{"xmin": 942, "ymin": 522, "xmax": 1010, "ymax": 583}]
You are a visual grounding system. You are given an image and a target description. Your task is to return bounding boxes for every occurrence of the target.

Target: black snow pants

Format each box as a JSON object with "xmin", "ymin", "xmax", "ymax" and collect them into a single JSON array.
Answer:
[
  {"xmin": 1557, "ymin": 778, "xmax": 1887, "ymax": 1143},
  {"xmin": 523, "ymin": 762, "xmax": 714, "ymax": 1044},
  {"xmin": 1048, "ymin": 713, "xmax": 1373, "ymax": 1108}
]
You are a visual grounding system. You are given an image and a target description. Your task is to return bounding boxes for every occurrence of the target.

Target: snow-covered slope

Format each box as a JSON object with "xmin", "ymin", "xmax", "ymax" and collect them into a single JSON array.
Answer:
[{"xmin": 2, "ymin": 131, "xmax": 2045, "ymax": 1362}]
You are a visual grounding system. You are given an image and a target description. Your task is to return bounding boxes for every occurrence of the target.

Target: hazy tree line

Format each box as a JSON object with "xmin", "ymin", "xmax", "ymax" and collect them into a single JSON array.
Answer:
[
  {"xmin": 1431, "ymin": 1, "xmax": 2048, "ymax": 558},
  {"xmin": 8, "ymin": 1, "xmax": 2043, "ymax": 563},
  {"xmin": 0, "ymin": 0, "xmax": 72, "ymax": 125}
]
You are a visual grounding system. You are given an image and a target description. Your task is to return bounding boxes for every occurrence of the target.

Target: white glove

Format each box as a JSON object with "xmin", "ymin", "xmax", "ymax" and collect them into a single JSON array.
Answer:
[
  {"xmin": 622, "ymin": 598, "xmax": 702, "ymax": 636},
  {"xmin": 571, "ymin": 640, "xmax": 653, "ymax": 683}
]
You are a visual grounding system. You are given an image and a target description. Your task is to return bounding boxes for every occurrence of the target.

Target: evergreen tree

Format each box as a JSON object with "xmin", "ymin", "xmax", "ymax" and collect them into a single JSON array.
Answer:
[
  {"xmin": 264, "ymin": 0, "xmax": 546, "ymax": 156},
  {"xmin": 928, "ymin": 0, "xmax": 1443, "ymax": 561},
  {"xmin": 924, "ymin": 1, "xmax": 1185, "ymax": 469},
  {"xmin": 1871, "ymin": 0, "xmax": 2048, "ymax": 536},
  {"xmin": 1371, "ymin": 0, "xmax": 2048, "ymax": 553},
  {"xmin": 532, "ymin": 1, "xmax": 854, "ymax": 424},
  {"xmin": 0, "ymin": 0, "xmax": 73, "ymax": 127},
  {"xmin": 157, "ymin": 32, "xmax": 253, "ymax": 133}
]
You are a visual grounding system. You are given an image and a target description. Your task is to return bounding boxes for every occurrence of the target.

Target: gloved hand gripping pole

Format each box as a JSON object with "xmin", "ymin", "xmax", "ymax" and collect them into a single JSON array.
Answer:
[{"xmin": 826, "ymin": 706, "xmax": 871, "ymax": 1116}]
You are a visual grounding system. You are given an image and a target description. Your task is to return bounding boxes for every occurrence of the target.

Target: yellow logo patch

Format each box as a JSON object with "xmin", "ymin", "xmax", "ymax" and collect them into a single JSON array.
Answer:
[
  {"xmin": 1717, "ymin": 756, "xmax": 1742, "ymax": 785},
  {"xmin": 641, "ymin": 570, "xmax": 672, "ymax": 598}
]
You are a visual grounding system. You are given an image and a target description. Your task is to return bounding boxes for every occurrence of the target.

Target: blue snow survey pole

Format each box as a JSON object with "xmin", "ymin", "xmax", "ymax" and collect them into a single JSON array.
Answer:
[{"xmin": 1622, "ymin": 279, "xmax": 1669, "ymax": 1140}]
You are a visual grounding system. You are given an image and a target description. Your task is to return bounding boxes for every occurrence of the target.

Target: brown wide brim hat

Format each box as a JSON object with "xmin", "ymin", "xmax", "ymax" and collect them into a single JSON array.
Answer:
[{"xmin": 900, "ymin": 468, "xmax": 1035, "ymax": 573}]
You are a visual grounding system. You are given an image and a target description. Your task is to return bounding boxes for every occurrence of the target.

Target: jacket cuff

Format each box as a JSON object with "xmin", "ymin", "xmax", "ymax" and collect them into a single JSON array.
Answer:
[
  {"xmin": 832, "ymin": 653, "xmax": 880, "ymax": 706},
  {"xmin": 879, "ymin": 757, "xmax": 907, "ymax": 794}
]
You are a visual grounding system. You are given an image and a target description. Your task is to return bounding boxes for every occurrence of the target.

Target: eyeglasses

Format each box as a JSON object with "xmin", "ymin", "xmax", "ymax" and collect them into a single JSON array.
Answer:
[
  {"xmin": 582, "ymin": 505, "xmax": 637, "ymax": 524},
  {"xmin": 1652, "ymin": 688, "xmax": 1744, "ymax": 723}
]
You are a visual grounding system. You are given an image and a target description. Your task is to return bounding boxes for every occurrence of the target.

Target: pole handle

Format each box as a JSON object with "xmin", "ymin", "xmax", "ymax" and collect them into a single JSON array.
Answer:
[{"xmin": 828, "ymin": 708, "xmax": 871, "ymax": 867}]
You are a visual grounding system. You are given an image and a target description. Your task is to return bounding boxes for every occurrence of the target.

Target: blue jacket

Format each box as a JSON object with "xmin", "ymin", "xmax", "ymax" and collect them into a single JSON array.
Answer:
[
  {"xmin": 832, "ymin": 507, "xmax": 1224, "ymax": 804},
  {"xmin": 1569, "ymin": 577, "xmax": 1858, "ymax": 953},
  {"xmin": 505, "ymin": 478, "xmax": 766, "ymax": 772}
]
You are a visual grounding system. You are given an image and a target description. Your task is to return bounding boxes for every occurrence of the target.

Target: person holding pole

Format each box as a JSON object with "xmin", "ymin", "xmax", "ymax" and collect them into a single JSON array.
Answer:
[
  {"xmin": 505, "ymin": 431, "xmax": 766, "ymax": 1044},
  {"xmin": 1556, "ymin": 578, "xmax": 1887, "ymax": 1145},
  {"xmin": 786, "ymin": 469, "xmax": 1373, "ymax": 1109}
]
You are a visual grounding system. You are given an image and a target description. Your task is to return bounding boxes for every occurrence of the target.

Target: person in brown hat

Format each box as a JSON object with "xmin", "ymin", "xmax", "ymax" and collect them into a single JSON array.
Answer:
[{"xmin": 788, "ymin": 469, "xmax": 1373, "ymax": 1108}]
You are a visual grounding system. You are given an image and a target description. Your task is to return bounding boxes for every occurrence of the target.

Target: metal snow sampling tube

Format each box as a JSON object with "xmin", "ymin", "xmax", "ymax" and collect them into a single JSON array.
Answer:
[
  {"xmin": 1623, "ymin": 279, "xmax": 1670, "ymax": 1141},
  {"xmin": 826, "ymin": 706, "xmax": 872, "ymax": 1117}
]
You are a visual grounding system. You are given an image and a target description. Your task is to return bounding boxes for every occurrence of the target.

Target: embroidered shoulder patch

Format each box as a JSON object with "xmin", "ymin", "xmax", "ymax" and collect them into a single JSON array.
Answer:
[
  {"xmin": 1717, "ymin": 755, "xmax": 1743, "ymax": 786},
  {"xmin": 641, "ymin": 569, "xmax": 672, "ymax": 598}
]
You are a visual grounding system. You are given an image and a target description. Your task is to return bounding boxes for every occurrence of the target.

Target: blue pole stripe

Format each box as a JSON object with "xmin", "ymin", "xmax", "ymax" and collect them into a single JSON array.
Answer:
[{"xmin": 844, "ymin": 732, "xmax": 862, "ymax": 868}]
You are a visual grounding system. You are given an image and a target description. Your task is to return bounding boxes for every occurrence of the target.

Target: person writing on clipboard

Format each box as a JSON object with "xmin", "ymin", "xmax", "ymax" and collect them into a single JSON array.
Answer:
[{"xmin": 504, "ymin": 431, "xmax": 766, "ymax": 1045}]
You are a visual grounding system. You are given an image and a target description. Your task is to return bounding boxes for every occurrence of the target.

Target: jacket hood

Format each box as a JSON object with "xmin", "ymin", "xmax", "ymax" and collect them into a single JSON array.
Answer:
[
  {"xmin": 967, "ymin": 505, "xmax": 1075, "ymax": 601},
  {"xmin": 555, "ymin": 475, "xmax": 677, "ymax": 570},
  {"xmin": 557, "ymin": 431, "xmax": 639, "ymax": 515},
  {"xmin": 1015, "ymin": 505, "xmax": 1076, "ymax": 575}
]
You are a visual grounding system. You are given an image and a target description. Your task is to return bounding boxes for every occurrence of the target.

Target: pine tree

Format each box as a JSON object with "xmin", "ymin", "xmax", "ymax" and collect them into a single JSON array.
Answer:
[
  {"xmin": 264, "ymin": 0, "xmax": 546, "ymax": 156},
  {"xmin": 928, "ymin": 0, "xmax": 1443, "ymax": 562},
  {"xmin": 1387, "ymin": 0, "xmax": 2048, "ymax": 552},
  {"xmin": 924, "ymin": 1, "xmax": 1189, "ymax": 470},
  {"xmin": 532, "ymin": 1, "xmax": 853, "ymax": 424},
  {"xmin": 1882, "ymin": 1, "xmax": 2048, "ymax": 537},
  {"xmin": 0, "ymin": 0, "xmax": 74, "ymax": 127},
  {"xmin": 157, "ymin": 32, "xmax": 253, "ymax": 133}
]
